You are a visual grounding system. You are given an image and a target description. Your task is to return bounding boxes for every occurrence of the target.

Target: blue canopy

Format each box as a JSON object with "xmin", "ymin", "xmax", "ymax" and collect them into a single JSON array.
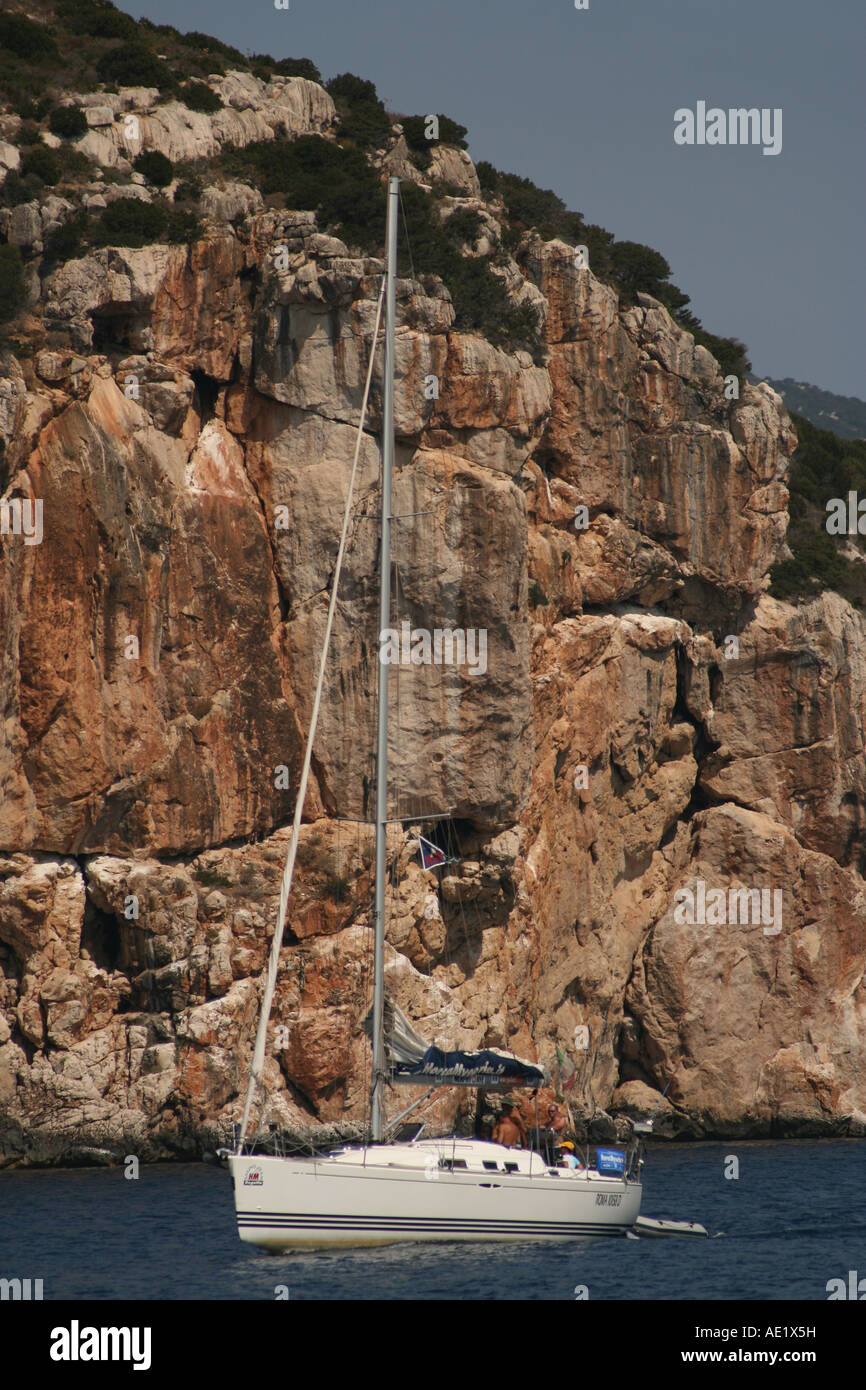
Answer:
[{"xmin": 391, "ymin": 1046, "xmax": 545, "ymax": 1089}]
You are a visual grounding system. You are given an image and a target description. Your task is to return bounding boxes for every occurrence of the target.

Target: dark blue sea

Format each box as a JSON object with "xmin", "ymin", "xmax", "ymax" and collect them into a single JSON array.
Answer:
[{"xmin": 2, "ymin": 1139, "xmax": 863, "ymax": 1300}]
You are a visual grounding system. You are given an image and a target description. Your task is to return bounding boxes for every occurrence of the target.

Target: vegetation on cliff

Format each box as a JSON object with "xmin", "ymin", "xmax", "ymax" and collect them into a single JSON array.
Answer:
[
  {"xmin": 770, "ymin": 416, "xmax": 866, "ymax": 608},
  {"xmin": 476, "ymin": 161, "xmax": 750, "ymax": 379},
  {"xmin": 0, "ymin": 0, "xmax": 856, "ymax": 604}
]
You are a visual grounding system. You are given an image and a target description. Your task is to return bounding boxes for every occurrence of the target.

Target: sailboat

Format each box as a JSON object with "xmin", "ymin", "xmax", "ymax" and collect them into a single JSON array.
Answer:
[{"xmin": 225, "ymin": 178, "xmax": 644, "ymax": 1248}]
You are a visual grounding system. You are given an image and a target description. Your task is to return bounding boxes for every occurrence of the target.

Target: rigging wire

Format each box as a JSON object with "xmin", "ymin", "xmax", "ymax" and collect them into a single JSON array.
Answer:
[{"xmin": 398, "ymin": 186, "xmax": 416, "ymax": 283}]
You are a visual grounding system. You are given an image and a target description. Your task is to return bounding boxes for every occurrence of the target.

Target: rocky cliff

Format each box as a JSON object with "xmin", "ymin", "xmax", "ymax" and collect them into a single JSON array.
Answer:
[{"xmin": 1, "ymin": 50, "xmax": 865, "ymax": 1164}]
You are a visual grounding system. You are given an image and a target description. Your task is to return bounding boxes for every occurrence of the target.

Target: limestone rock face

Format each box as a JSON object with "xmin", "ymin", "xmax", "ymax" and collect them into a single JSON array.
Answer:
[
  {"xmin": 626, "ymin": 805, "xmax": 866, "ymax": 1134},
  {"xmin": 523, "ymin": 242, "xmax": 796, "ymax": 604},
  {"xmin": 73, "ymin": 75, "xmax": 336, "ymax": 169},
  {"xmin": 698, "ymin": 593, "xmax": 866, "ymax": 864},
  {"xmin": 428, "ymin": 145, "xmax": 481, "ymax": 198},
  {"xmin": 0, "ymin": 374, "xmax": 300, "ymax": 856},
  {"xmin": 1, "ymin": 177, "xmax": 864, "ymax": 1163},
  {"xmin": 0, "ymin": 139, "xmax": 20, "ymax": 180}
]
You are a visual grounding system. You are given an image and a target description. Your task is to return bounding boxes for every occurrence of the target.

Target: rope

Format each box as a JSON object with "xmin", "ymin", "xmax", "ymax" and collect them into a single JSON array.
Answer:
[
  {"xmin": 398, "ymin": 186, "xmax": 416, "ymax": 282},
  {"xmin": 237, "ymin": 276, "xmax": 387, "ymax": 1151}
]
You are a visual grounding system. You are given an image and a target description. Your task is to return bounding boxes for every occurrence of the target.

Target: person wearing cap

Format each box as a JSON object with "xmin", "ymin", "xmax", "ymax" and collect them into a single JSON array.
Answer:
[{"xmin": 558, "ymin": 1141, "xmax": 581, "ymax": 1170}]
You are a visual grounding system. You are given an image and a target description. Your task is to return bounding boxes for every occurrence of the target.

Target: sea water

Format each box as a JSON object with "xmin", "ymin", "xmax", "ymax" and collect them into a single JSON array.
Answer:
[{"xmin": 1, "ymin": 1138, "xmax": 863, "ymax": 1300}]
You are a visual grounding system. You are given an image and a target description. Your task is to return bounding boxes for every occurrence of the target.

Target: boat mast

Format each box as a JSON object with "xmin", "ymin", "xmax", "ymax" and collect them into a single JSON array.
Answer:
[{"xmin": 371, "ymin": 176, "xmax": 400, "ymax": 1143}]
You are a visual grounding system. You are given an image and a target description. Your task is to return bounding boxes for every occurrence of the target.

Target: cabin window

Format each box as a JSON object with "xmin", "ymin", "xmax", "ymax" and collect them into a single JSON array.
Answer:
[
  {"xmin": 439, "ymin": 1158, "xmax": 467, "ymax": 1170},
  {"xmin": 482, "ymin": 1160, "xmax": 499, "ymax": 1171},
  {"xmin": 504, "ymin": 1162, "xmax": 519, "ymax": 1173}
]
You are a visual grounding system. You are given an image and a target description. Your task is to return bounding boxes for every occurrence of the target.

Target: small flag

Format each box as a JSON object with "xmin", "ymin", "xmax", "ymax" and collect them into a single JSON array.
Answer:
[
  {"xmin": 556, "ymin": 1043, "xmax": 577, "ymax": 1092},
  {"xmin": 419, "ymin": 836, "xmax": 447, "ymax": 870}
]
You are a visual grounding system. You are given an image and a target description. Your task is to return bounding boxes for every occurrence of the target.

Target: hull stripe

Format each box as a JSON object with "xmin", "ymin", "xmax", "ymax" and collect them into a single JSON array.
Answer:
[{"xmin": 237, "ymin": 1214, "xmax": 632, "ymax": 1233}]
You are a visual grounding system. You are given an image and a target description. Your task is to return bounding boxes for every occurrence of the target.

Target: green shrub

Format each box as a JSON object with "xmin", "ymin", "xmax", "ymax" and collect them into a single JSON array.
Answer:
[
  {"xmin": 401, "ymin": 120, "xmax": 432, "ymax": 168},
  {"xmin": 139, "ymin": 18, "xmax": 182, "ymax": 41},
  {"xmin": 20, "ymin": 146, "xmax": 61, "ymax": 185},
  {"xmin": 402, "ymin": 113, "xmax": 468, "ymax": 159},
  {"xmin": 134, "ymin": 151, "xmax": 174, "ymax": 187},
  {"xmin": 607, "ymin": 240, "xmax": 671, "ymax": 301},
  {"xmin": 481, "ymin": 158, "xmax": 749, "ymax": 368},
  {"xmin": 96, "ymin": 42, "xmax": 176, "ymax": 91},
  {"xmin": 174, "ymin": 174, "xmax": 203, "ymax": 201},
  {"xmin": 475, "ymin": 159, "xmax": 498, "ymax": 194},
  {"xmin": 273, "ymin": 57, "xmax": 322, "ymax": 82},
  {"xmin": 399, "ymin": 113, "xmax": 470, "ymax": 178},
  {"xmin": 495, "ymin": 170, "xmax": 574, "ymax": 238},
  {"xmin": 689, "ymin": 328, "xmax": 750, "ymax": 379},
  {"xmin": 336, "ymin": 101, "xmax": 392, "ymax": 150},
  {"xmin": 396, "ymin": 182, "xmax": 540, "ymax": 354},
  {"xmin": 49, "ymin": 105, "xmax": 88, "ymax": 139},
  {"xmin": 0, "ymin": 172, "xmax": 43, "ymax": 208},
  {"xmin": 326, "ymin": 73, "xmax": 378, "ymax": 106},
  {"xmin": 442, "ymin": 206, "xmax": 484, "ymax": 247},
  {"xmin": 16, "ymin": 120, "xmax": 41, "ymax": 146},
  {"xmin": 92, "ymin": 198, "xmax": 169, "ymax": 247},
  {"xmin": 528, "ymin": 580, "xmax": 549, "ymax": 607},
  {"xmin": 0, "ymin": 244, "xmax": 26, "ymax": 324},
  {"xmin": 221, "ymin": 135, "xmax": 386, "ymax": 247},
  {"xmin": 83, "ymin": 197, "xmax": 198, "ymax": 250},
  {"xmin": 42, "ymin": 211, "xmax": 91, "ymax": 266},
  {"xmin": 0, "ymin": 14, "xmax": 58, "ymax": 60},
  {"xmin": 55, "ymin": 0, "xmax": 138, "ymax": 39},
  {"xmin": 438, "ymin": 115, "xmax": 468, "ymax": 148},
  {"xmin": 180, "ymin": 81, "xmax": 223, "ymax": 112},
  {"xmin": 183, "ymin": 30, "xmax": 247, "ymax": 67},
  {"xmin": 15, "ymin": 96, "xmax": 52, "ymax": 122},
  {"xmin": 54, "ymin": 145, "xmax": 95, "ymax": 181},
  {"xmin": 327, "ymin": 72, "xmax": 392, "ymax": 149},
  {"xmin": 166, "ymin": 209, "xmax": 200, "ymax": 243}
]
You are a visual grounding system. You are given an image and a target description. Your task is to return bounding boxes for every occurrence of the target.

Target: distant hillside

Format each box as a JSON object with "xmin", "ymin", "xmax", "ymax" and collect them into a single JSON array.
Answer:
[
  {"xmin": 770, "ymin": 413, "xmax": 866, "ymax": 610},
  {"xmin": 752, "ymin": 376, "xmax": 866, "ymax": 441}
]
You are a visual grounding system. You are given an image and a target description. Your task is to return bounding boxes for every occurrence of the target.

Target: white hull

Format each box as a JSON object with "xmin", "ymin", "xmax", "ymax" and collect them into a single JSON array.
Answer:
[{"xmin": 229, "ymin": 1140, "xmax": 642, "ymax": 1249}]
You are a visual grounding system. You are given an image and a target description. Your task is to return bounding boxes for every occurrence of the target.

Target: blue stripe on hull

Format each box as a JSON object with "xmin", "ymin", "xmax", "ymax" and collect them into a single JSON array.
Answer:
[{"xmin": 238, "ymin": 1213, "xmax": 631, "ymax": 1236}]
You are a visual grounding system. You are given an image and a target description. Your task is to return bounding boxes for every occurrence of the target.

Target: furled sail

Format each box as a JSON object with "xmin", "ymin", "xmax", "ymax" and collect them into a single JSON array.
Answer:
[{"xmin": 382, "ymin": 999, "xmax": 545, "ymax": 1089}]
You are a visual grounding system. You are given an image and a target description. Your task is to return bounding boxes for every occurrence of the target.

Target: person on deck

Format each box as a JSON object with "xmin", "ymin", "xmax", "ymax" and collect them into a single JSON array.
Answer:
[
  {"xmin": 492, "ymin": 1101, "xmax": 527, "ymax": 1148},
  {"xmin": 558, "ymin": 1140, "xmax": 582, "ymax": 1170},
  {"xmin": 547, "ymin": 1103, "xmax": 567, "ymax": 1136}
]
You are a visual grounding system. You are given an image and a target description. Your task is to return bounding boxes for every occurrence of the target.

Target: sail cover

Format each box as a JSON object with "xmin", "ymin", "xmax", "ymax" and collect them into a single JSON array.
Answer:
[
  {"xmin": 391, "ymin": 1046, "xmax": 545, "ymax": 1088},
  {"xmin": 384, "ymin": 1000, "xmax": 545, "ymax": 1088}
]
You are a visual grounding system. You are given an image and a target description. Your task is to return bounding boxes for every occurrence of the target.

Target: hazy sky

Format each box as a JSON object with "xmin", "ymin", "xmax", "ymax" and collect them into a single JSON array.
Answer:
[{"xmin": 129, "ymin": 0, "xmax": 864, "ymax": 397}]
